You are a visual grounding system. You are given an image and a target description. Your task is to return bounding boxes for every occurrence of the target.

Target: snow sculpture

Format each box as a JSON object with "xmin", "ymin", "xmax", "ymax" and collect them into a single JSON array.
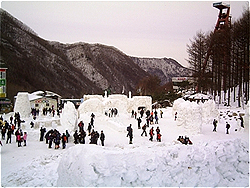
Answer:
[
  {"xmin": 14, "ymin": 92, "xmax": 31, "ymax": 118},
  {"xmin": 60, "ymin": 101, "xmax": 78, "ymax": 131},
  {"xmin": 78, "ymin": 98, "xmax": 104, "ymax": 114},
  {"xmin": 79, "ymin": 93, "xmax": 152, "ymax": 115},
  {"xmin": 173, "ymin": 98, "xmax": 218, "ymax": 134}
]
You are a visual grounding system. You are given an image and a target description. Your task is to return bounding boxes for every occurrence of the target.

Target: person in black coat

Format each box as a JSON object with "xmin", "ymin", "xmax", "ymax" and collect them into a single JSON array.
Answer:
[
  {"xmin": 213, "ymin": 119, "xmax": 218, "ymax": 132},
  {"xmin": 141, "ymin": 124, "xmax": 147, "ymax": 137},
  {"xmin": 137, "ymin": 117, "xmax": 142, "ymax": 129},
  {"xmin": 40, "ymin": 127, "xmax": 46, "ymax": 141},
  {"xmin": 100, "ymin": 130, "xmax": 105, "ymax": 146},
  {"xmin": 73, "ymin": 130, "xmax": 79, "ymax": 144},
  {"xmin": 6, "ymin": 128, "xmax": 12, "ymax": 144},
  {"xmin": 127, "ymin": 125, "xmax": 133, "ymax": 144},
  {"xmin": 226, "ymin": 122, "xmax": 230, "ymax": 134}
]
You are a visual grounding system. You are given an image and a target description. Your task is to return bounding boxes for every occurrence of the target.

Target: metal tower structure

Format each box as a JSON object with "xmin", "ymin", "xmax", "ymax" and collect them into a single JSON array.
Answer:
[{"xmin": 200, "ymin": 2, "xmax": 231, "ymax": 91}]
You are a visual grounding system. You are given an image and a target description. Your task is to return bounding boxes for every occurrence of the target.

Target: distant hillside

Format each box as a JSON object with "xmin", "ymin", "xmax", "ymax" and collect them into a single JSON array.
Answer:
[
  {"xmin": 1, "ymin": 8, "xmax": 191, "ymax": 102},
  {"xmin": 131, "ymin": 57, "xmax": 191, "ymax": 85}
]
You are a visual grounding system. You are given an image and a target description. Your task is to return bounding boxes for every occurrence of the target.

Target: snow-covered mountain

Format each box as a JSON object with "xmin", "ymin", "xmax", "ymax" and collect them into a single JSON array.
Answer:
[
  {"xmin": 131, "ymin": 57, "xmax": 192, "ymax": 84},
  {"xmin": 1, "ymin": 8, "xmax": 191, "ymax": 101}
]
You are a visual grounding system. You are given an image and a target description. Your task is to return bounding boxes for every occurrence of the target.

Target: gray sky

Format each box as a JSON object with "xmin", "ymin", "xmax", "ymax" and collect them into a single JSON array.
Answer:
[{"xmin": 1, "ymin": 1, "xmax": 248, "ymax": 67}]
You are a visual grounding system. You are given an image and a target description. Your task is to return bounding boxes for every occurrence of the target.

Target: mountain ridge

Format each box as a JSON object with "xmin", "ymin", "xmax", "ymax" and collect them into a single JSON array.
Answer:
[{"xmin": 0, "ymin": 8, "xmax": 191, "ymax": 102}]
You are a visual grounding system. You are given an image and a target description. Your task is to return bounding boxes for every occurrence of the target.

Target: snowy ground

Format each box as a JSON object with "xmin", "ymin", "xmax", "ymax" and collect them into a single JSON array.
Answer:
[{"xmin": 1, "ymin": 105, "xmax": 249, "ymax": 187}]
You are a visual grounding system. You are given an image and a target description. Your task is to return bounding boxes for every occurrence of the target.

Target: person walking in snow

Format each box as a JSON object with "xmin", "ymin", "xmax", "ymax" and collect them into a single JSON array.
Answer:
[
  {"xmin": 239, "ymin": 116, "xmax": 244, "ymax": 128},
  {"xmin": 16, "ymin": 132, "xmax": 22, "ymax": 147},
  {"xmin": 6, "ymin": 128, "xmax": 12, "ymax": 144},
  {"xmin": 157, "ymin": 132, "xmax": 162, "ymax": 142},
  {"xmin": 48, "ymin": 132, "xmax": 54, "ymax": 149},
  {"xmin": 131, "ymin": 110, "xmax": 134, "ymax": 118},
  {"xmin": 100, "ymin": 130, "xmax": 105, "ymax": 146},
  {"xmin": 79, "ymin": 130, "xmax": 86, "ymax": 144},
  {"xmin": 137, "ymin": 117, "xmax": 142, "ymax": 129},
  {"xmin": 66, "ymin": 130, "xmax": 70, "ymax": 143},
  {"xmin": 78, "ymin": 121, "xmax": 84, "ymax": 132},
  {"xmin": 40, "ymin": 127, "xmax": 46, "ymax": 141},
  {"xmin": 226, "ymin": 122, "xmax": 230, "ymax": 134},
  {"xmin": 140, "ymin": 109, "xmax": 144, "ymax": 118},
  {"xmin": 73, "ymin": 130, "xmax": 79, "ymax": 144},
  {"xmin": 213, "ymin": 119, "xmax": 218, "ymax": 132},
  {"xmin": 156, "ymin": 127, "xmax": 161, "ymax": 142},
  {"xmin": 155, "ymin": 114, "xmax": 159, "ymax": 124},
  {"xmin": 141, "ymin": 124, "xmax": 147, "ymax": 137},
  {"xmin": 128, "ymin": 125, "xmax": 133, "ymax": 144},
  {"xmin": 23, "ymin": 132, "xmax": 27, "ymax": 146},
  {"xmin": 149, "ymin": 127, "xmax": 154, "ymax": 141},
  {"xmin": 1, "ymin": 126, "xmax": 6, "ymax": 140},
  {"xmin": 160, "ymin": 110, "xmax": 163, "ymax": 118},
  {"xmin": 87, "ymin": 123, "xmax": 92, "ymax": 136},
  {"xmin": 61, "ymin": 133, "xmax": 67, "ymax": 149}
]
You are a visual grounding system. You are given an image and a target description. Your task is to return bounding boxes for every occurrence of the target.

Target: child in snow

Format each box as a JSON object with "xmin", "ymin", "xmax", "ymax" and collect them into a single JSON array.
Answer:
[
  {"xmin": 17, "ymin": 133, "xmax": 22, "ymax": 147},
  {"xmin": 23, "ymin": 132, "xmax": 27, "ymax": 146}
]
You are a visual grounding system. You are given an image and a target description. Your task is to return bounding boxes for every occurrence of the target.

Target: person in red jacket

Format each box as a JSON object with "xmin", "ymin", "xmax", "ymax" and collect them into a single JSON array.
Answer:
[
  {"xmin": 149, "ymin": 127, "xmax": 154, "ymax": 141},
  {"xmin": 23, "ymin": 132, "xmax": 27, "ymax": 146},
  {"xmin": 157, "ymin": 132, "xmax": 162, "ymax": 142}
]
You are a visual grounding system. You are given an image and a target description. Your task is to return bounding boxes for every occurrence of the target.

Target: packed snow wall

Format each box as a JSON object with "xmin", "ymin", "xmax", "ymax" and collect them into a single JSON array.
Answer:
[
  {"xmin": 172, "ymin": 98, "xmax": 218, "ymax": 134},
  {"xmin": 14, "ymin": 92, "xmax": 31, "ymax": 118},
  {"xmin": 57, "ymin": 139, "xmax": 248, "ymax": 187}
]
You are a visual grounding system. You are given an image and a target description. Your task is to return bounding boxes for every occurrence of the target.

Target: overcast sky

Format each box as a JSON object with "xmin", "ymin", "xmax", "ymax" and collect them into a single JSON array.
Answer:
[{"xmin": 1, "ymin": 1, "xmax": 249, "ymax": 67}]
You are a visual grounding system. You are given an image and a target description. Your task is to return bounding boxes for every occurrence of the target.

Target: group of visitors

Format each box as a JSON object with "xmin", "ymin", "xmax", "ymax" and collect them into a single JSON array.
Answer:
[
  {"xmin": 41, "ymin": 128, "xmax": 69, "ymax": 149},
  {"xmin": 0, "ymin": 113, "xmax": 27, "ymax": 147},
  {"xmin": 105, "ymin": 108, "xmax": 118, "ymax": 117},
  {"xmin": 177, "ymin": 136, "xmax": 193, "ymax": 145},
  {"xmin": 128, "ymin": 108, "xmax": 164, "ymax": 144},
  {"xmin": 74, "ymin": 113, "xmax": 105, "ymax": 146},
  {"xmin": 212, "ymin": 114, "xmax": 244, "ymax": 134}
]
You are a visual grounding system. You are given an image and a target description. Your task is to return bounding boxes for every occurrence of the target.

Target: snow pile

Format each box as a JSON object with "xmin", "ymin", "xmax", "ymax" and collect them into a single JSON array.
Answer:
[
  {"xmin": 60, "ymin": 101, "xmax": 78, "ymax": 131},
  {"xmin": 173, "ymin": 98, "xmax": 218, "ymax": 134},
  {"xmin": 57, "ymin": 139, "xmax": 248, "ymax": 187},
  {"xmin": 14, "ymin": 92, "xmax": 31, "ymax": 118},
  {"xmin": 3, "ymin": 153, "xmax": 61, "ymax": 187}
]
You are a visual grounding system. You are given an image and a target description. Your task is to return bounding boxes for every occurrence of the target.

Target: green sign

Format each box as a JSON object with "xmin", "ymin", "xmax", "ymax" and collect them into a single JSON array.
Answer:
[{"xmin": 0, "ymin": 79, "xmax": 6, "ymax": 86}]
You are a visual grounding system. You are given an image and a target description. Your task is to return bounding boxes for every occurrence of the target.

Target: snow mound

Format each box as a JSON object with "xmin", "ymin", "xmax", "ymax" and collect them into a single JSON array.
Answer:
[
  {"xmin": 57, "ymin": 139, "xmax": 249, "ymax": 187},
  {"xmin": 60, "ymin": 101, "xmax": 78, "ymax": 131},
  {"xmin": 14, "ymin": 92, "xmax": 31, "ymax": 118}
]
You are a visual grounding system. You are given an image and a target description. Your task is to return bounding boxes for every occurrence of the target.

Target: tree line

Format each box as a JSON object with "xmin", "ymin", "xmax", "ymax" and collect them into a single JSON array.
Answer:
[{"xmin": 187, "ymin": 9, "xmax": 249, "ymax": 107}]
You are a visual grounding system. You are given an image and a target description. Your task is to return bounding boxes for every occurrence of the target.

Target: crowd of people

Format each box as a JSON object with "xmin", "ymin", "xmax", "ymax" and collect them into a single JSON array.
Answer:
[
  {"xmin": 1, "ymin": 107, "xmax": 245, "ymax": 150},
  {"xmin": 0, "ymin": 113, "xmax": 27, "ymax": 147},
  {"xmin": 128, "ymin": 109, "xmax": 163, "ymax": 144}
]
